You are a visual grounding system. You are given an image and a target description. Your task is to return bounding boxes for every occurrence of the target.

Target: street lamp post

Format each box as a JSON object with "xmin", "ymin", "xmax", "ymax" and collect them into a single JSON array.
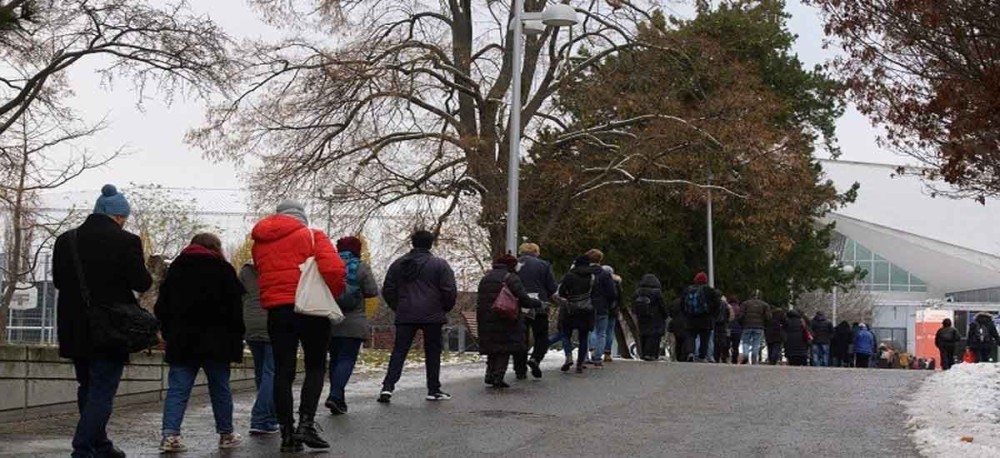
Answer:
[
  {"xmin": 505, "ymin": 2, "xmax": 578, "ymax": 254},
  {"xmin": 707, "ymin": 176, "xmax": 715, "ymax": 288}
]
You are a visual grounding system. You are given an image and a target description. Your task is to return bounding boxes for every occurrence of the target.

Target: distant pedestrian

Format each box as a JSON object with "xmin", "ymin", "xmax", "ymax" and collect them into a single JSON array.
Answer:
[
  {"xmin": 252, "ymin": 200, "xmax": 346, "ymax": 452},
  {"xmin": 853, "ymin": 324, "xmax": 876, "ymax": 368},
  {"xmin": 53, "ymin": 184, "xmax": 151, "ymax": 458},
  {"xmin": 728, "ymin": 299, "xmax": 743, "ymax": 364},
  {"xmin": 585, "ymin": 250, "xmax": 618, "ymax": 367},
  {"xmin": 966, "ymin": 312, "xmax": 1000, "ymax": 363},
  {"xmin": 831, "ymin": 320, "xmax": 853, "ymax": 368},
  {"xmin": 155, "ymin": 233, "xmax": 245, "ymax": 452},
  {"xmin": 557, "ymin": 256, "xmax": 598, "ymax": 373},
  {"xmin": 682, "ymin": 272, "xmax": 722, "ymax": 362},
  {"xmin": 667, "ymin": 298, "xmax": 687, "ymax": 362},
  {"xmin": 713, "ymin": 296, "xmax": 732, "ymax": 364},
  {"xmin": 477, "ymin": 254, "xmax": 543, "ymax": 388},
  {"xmin": 739, "ymin": 292, "xmax": 771, "ymax": 365},
  {"xmin": 782, "ymin": 310, "xmax": 810, "ymax": 366},
  {"xmin": 810, "ymin": 312, "xmax": 834, "ymax": 367},
  {"xmin": 764, "ymin": 307, "xmax": 786, "ymax": 365},
  {"xmin": 632, "ymin": 274, "xmax": 667, "ymax": 361},
  {"xmin": 595, "ymin": 265, "xmax": 624, "ymax": 362},
  {"xmin": 516, "ymin": 243, "xmax": 558, "ymax": 378},
  {"xmin": 239, "ymin": 262, "xmax": 279, "ymax": 436},
  {"xmin": 934, "ymin": 318, "xmax": 960, "ymax": 370},
  {"xmin": 325, "ymin": 236, "xmax": 380, "ymax": 415},
  {"xmin": 379, "ymin": 230, "xmax": 457, "ymax": 403}
]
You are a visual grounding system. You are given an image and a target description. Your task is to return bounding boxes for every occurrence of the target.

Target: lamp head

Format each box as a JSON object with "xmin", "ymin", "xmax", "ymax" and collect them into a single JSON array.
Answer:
[{"xmin": 542, "ymin": 4, "xmax": 578, "ymax": 27}]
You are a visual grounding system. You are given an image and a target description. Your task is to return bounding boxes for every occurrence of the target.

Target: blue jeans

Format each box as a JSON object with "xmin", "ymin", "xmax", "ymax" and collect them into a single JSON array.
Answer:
[
  {"xmin": 589, "ymin": 314, "xmax": 609, "ymax": 361},
  {"xmin": 327, "ymin": 337, "xmax": 363, "ymax": 403},
  {"xmin": 604, "ymin": 315, "xmax": 617, "ymax": 354},
  {"xmin": 162, "ymin": 361, "xmax": 233, "ymax": 436},
  {"xmin": 247, "ymin": 341, "xmax": 278, "ymax": 431},
  {"xmin": 695, "ymin": 330, "xmax": 716, "ymax": 362},
  {"xmin": 72, "ymin": 358, "xmax": 125, "ymax": 458},
  {"xmin": 812, "ymin": 344, "xmax": 831, "ymax": 367},
  {"xmin": 741, "ymin": 329, "xmax": 765, "ymax": 364}
]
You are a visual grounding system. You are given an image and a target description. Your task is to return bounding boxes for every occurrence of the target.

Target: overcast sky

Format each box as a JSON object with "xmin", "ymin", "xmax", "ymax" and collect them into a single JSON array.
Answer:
[{"xmin": 56, "ymin": 0, "xmax": 907, "ymax": 194}]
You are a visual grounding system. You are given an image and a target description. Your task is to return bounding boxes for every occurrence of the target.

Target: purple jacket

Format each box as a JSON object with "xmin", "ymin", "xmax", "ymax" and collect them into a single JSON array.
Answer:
[{"xmin": 382, "ymin": 248, "xmax": 457, "ymax": 324}]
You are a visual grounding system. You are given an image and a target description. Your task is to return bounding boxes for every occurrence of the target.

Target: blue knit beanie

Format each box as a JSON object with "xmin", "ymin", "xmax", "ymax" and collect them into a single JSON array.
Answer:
[{"xmin": 93, "ymin": 184, "xmax": 131, "ymax": 217}]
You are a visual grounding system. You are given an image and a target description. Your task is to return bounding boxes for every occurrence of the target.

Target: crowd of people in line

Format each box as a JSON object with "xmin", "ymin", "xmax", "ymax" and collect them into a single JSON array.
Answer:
[{"xmin": 51, "ymin": 185, "xmax": 1000, "ymax": 457}]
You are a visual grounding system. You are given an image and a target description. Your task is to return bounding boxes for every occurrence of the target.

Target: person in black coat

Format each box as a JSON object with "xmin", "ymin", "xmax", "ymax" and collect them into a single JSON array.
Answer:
[
  {"xmin": 764, "ymin": 307, "xmax": 787, "ymax": 365},
  {"xmin": 154, "ymin": 233, "xmax": 246, "ymax": 451},
  {"xmin": 782, "ymin": 310, "xmax": 810, "ymax": 366},
  {"xmin": 556, "ymin": 256, "xmax": 599, "ymax": 373},
  {"xmin": 966, "ymin": 313, "xmax": 1000, "ymax": 363},
  {"xmin": 477, "ymin": 254, "xmax": 542, "ymax": 388},
  {"xmin": 633, "ymin": 274, "xmax": 667, "ymax": 361},
  {"xmin": 935, "ymin": 318, "xmax": 961, "ymax": 370},
  {"xmin": 666, "ymin": 298, "xmax": 687, "ymax": 362},
  {"xmin": 682, "ymin": 272, "xmax": 722, "ymax": 362},
  {"xmin": 52, "ymin": 185, "xmax": 151, "ymax": 458},
  {"xmin": 831, "ymin": 320, "xmax": 853, "ymax": 367}
]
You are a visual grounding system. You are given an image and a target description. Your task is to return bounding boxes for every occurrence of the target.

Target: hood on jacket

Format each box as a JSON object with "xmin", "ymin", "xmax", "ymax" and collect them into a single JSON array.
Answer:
[
  {"xmin": 180, "ymin": 243, "xmax": 222, "ymax": 258},
  {"xmin": 835, "ymin": 321, "xmax": 852, "ymax": 333},
  {"xmin": 570, "ymin": 264, "xmax": 593, "ymax": 276},
  {"xmin": 975, "ymin": 312, "xmax": 995, "ymax": 324},
  {"xmin": 814, "ymin": 312, "xmax": 827, "ymax": 321},
  {"xmin": 400, "ymin": 248, "xmax": 432, "ymax": 280},
  {"xmin": 638, "ymin": 274, "xmax": 662, "ymax": 290},
  {"xmin": 252, "ymin": 214, "xmax": 307, "ymax": 243},
  {"xmin": 787, "ymin": 309, "xmax": 801, "ymax": 319}
]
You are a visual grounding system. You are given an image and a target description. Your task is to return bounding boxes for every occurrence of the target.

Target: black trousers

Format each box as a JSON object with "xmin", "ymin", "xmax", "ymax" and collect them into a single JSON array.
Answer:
[
  {"xmin": 855, "ymin": 353, "xmax": 871, "ymax": 368},
  {"xmin": 512, "ymin": 314, "xmax": 549, "ymax": 374},
  {"xmin": 730, "ymin": 334, "xmax": 742, "ymax": 364},
  {"xmin": 975, "ymin": 347, "xmax": 992, "ymax": 363},
  {"xmin": 485, "ymin": 352, "xmax": 510, "ymax": 383},
  {"xmin": 788, "ymin": 355, "xmax": 808, "ymax": 366},
  {"xmin": 381, "ymin": 323, "xmax": 443, "ymax": 393},
  {"xmin": 714, "ymin": 331, "xmax": 730, "ymax": 363},
  {"xmin": 268, "ymin": 305, "xmax": 330, "ymax": 427},
  {"xmin": 939, "ymin": 347, "xmax": 955, "ymax": 370},
  {"xmin": 767, "ymin": 342, "xmax": 783, "ymax": 365},
  {"xmin": 685, "ymin": 329, "xmax": 712, "ymax": 360},
  {"xmin": 640, "ymin": 333, "xmax": 663, "ymax": 359}
]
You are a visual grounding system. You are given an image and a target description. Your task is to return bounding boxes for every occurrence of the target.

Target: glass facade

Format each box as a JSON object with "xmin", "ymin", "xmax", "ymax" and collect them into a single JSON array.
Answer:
[{"xmin": 840, "ymin": 238, "xmax": 928, "ymax": 292}]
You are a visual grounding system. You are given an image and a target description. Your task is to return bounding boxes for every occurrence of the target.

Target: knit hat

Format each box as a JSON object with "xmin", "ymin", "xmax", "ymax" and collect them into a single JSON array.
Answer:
[
  {"xmin": 573, "ymin": 256, "xmax": 590, "ymax": 267},
  {"xmin": 276, "ymin": 199, "xmax": 308, "ymax": 225},
  {"xmin": 694, "ymin": 271, "xmax": 709, "ymax": 285},
  {"xmin": 93, "ymin": 184, "xmax": 131, "ymax": 217},
  {"xmin": 336, "ymin": 236, "xmax": 363, "ymax": 256}
]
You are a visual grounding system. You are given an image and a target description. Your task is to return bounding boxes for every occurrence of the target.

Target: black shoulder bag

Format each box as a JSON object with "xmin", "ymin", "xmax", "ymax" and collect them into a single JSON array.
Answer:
[{"xmin": 69, "ymin": 229, "xmax": 159, "ymax": 354}]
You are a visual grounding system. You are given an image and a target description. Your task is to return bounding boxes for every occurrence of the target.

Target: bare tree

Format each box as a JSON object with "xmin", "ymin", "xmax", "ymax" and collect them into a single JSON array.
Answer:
[
  {"xmin": 192, "ymin": 0, "xmax": 734, "ymax": 254},
  {"xmin": 795, "ymin": 286, "xmax": 875, "ymax": 326},
  {"xmin": 126, "ymin": 184, "xmax": 217, "ymax": 260},
  {"xmin": 0, "ymin": 106, "xmax": 115, "ymax": 341}
]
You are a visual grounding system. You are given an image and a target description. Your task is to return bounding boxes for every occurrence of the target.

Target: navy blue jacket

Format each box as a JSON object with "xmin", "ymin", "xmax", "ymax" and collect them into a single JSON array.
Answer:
[
  {"xmin": 517, "ymin": 254, "xmax": 558, "ymax": 306},
  {"xmin": 590, "ymin": 265, "xmax": 618, "ymax": 316},
  {"xmin": 382, "ymin": 248, "xmax": 457, "ymax": 324}
]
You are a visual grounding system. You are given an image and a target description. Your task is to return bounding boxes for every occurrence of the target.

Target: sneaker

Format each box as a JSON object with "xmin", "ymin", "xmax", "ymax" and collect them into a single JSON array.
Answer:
[
  {"xmin": 590, "ymin": 361, "xmax": 604, "ymax": 368},
  {"xmin": 527, "ymin": 359, "xmax": 543, "ymax": 378},
  {"xmin": 219, "ymin": 433, "xmax": 242, "ymax": 449},
  {"xmin": 326, "ymin": 398, "xmax": 348, "ymax": 415},
  {"xmin": 377, "ymin": 390, "xmax": 393, "ymax": 404},
  {"xmin": 426, "ymin": 391, "xmax": 451, "ymax": 401},
  {"xmin": 249, "ymin": 425, "xmax": 280, "ymax": 435},
  {"xmin": 159, "ymin": 435, "xmax": 186, "ymax": 453}
]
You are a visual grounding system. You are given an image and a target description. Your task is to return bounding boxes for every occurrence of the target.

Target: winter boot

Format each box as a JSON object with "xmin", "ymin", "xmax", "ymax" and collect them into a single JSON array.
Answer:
[
  {"xmin": 604, "ymin": 352, "xmax": 613, "ymax": 362},
  {"xmin": 294, "ymin": 414, "xmax": 330, "ymax": 450},
  {"xmin": 280, "ymin": 425, "xmax": 303, "ymax": 453}
]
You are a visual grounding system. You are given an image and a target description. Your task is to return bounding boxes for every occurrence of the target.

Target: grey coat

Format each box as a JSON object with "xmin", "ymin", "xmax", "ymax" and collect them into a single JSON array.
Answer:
[
  {"xmin": 239, "ymin": 264, "xmax": 269, "ymax": 342},
  {"xmin": 331, "ymin": 261, "xmax": 380, "ymax": 339}
]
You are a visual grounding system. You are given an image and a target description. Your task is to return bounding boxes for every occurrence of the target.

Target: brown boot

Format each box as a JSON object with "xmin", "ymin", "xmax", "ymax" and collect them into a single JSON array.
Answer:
[{"xmin": 603, "ymin": 352, "xmax": 612, "ymax": 363}]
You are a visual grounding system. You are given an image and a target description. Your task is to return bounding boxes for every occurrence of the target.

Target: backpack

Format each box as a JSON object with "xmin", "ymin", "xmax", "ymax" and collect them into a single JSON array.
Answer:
[
  {"xmin": 970, "ymin": 323, "xmax": 988, "ymax": 345},
  {"xmin": 335, "ymin": 253, "xmax": 364, "ymax": 313},
  {"xmin": 565, "ymin": 275, "xmax": 596, "ymax": 316},
  {"xmin": 633, "ymin": 295, "xmax": 653, "ymax": 318},
  {"xmin": 683, "ymin": 286, "xmax": 708, "ymax": 316}
]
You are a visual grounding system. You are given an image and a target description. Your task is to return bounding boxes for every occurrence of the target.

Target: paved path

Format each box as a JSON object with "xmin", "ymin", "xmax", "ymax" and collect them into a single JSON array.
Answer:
[{"xmin": 0, "ymin": 360, "xmax": 928, "ymax": 457}]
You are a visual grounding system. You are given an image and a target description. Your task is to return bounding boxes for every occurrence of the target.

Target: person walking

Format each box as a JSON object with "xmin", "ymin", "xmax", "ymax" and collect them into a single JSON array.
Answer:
[
  {"xmin": 667, "ymin": 298, "xmax": 687, "ymax": 362},
  {"xmin": 713, "ymin": 296, "xmax": 732, "ymax": 364},
  {"xmin": 251, "ymin": 200, "xmax": 346, "ymax": 452},
  {"xmin": 155, "ymin": 234, "xmax": 245, "ymax": 452},
  {"xmin": 515, "ymin": 243, "xmax": 558, "ymax": 379},
  {"xmin": 810, "ymin": 312, "xmax": 834, "ymax": 367},
  {"xmin": 632, "ymin": 274, "xmax": 667, "ymax": 361},
  {"xmin": 379, "ymin": 230, "xmax": 457, "ymax": 403},
  {"xmin": 934, "ymin": 318, "xmax": 960, "ymax": 370},
  {"xmin": 557, "ymin": 256, "xmax": 598, "ymax": 373},
  {"xmin": 682, "ymin": 272, "xmax": 721, "ymax": 362},
  {"xmin": 53, "ymin": 185, "xmax": 151, "ymax": 458},
  {"xmin": 585, "ymin": 250, "xmax": 617, "ymax": 367},
  {"xmin": 728, "ymin": 299, "xmax": 743, "ymax": 364},
  {"xmin": 967, "ymin": 312, "xmax": 1000, "ymax": 363},
  {"xmin": 239, "ymin": 262, "xmax": 280, "ymax": 436},
  {"xmin": 782, "ymin": 310, "xmax": 810, "ymax": 366},
  {"xmin": 598, "ymin": 266, "xmax": 624, "ymax": 362},
  {"xmin": 853, "ymin": 324, "xmax": 876, "ymax": 368},
  {"xmin": 831, "ymin": 320, "xmax": 853, "ymax": 368},
  {"xmin": 739, "ymin": 292, "xmax": 771, "ymax": 365},
  {"xmin": 477, "ymin": 254, "xmax": 543, "ymax": 388},
  {"xmin": 325, "ymin": 236, "xmax": 380, "ymax": 415},
  {"xmin": 764, "ymin": 307, "xmax": 786, "ymax": 365}
]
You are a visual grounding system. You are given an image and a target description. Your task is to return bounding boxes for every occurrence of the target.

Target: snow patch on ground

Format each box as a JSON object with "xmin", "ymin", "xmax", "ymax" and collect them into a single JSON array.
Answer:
[{"xmin": 906, "ymin": 363, "xmax": 1000, "ymax": 457}]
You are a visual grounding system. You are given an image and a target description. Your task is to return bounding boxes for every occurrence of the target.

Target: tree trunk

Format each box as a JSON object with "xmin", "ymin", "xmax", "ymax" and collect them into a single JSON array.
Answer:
[{"xmin": 0, "ymin": 156, "xmax": 28, "ymax": 343}]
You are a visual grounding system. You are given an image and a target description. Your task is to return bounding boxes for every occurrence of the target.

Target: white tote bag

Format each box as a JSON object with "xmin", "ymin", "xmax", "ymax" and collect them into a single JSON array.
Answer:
[{"xmin": 294, "ymin": 230, "xmax": 345, "ymax": 323}]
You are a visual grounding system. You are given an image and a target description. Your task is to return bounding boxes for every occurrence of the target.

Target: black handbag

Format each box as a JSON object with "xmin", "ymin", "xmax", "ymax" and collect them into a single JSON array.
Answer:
[{"xmin": 69, "ymin": 230, "xmax": 159, "ymax": 354}]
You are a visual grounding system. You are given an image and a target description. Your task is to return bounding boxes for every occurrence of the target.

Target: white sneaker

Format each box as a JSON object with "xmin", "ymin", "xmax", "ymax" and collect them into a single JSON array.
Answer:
[
  {"xmin": 219, "ymin": 432, "xmax": 242, "ymax": 449},
  {"xmin": 425, "ymin": 391, "xmax": 451, "ymax": 401},
  {"xmin": 159, "ymin": 434, "xmax": 186, "ymax": 453}
]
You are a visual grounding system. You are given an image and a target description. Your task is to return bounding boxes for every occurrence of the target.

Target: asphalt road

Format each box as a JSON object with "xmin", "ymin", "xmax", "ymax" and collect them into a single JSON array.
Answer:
[{"xmin": 0, "ymin": 360, "xmax": 928, "ymax": 457}]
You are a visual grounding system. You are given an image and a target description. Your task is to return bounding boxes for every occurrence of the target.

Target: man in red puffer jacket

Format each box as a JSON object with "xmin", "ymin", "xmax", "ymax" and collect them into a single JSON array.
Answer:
[{"xmin": 251, "ymin": 200, "xmax": 345, "ymax": 453}]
